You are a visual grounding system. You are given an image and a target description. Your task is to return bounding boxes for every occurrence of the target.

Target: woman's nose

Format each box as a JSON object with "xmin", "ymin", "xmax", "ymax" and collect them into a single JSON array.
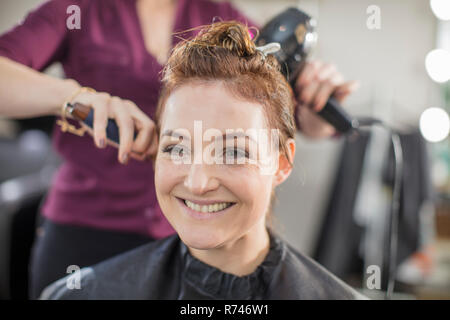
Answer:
[{"xmin": 184, "ymin": 163, "xmax": 220, "ymax": 195}]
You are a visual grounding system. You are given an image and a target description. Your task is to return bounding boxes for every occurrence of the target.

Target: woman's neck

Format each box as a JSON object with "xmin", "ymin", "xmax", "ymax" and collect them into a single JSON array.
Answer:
[
  {"xmin": 188, "ymin": 222, "xmax": 271, "ymax": 276},
  {"xmin": 138, "ymin": 0, "xmax": 175, "ymax": 9}
]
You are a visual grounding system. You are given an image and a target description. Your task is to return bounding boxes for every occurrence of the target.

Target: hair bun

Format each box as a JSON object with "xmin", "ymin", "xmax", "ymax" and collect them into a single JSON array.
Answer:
[{"xmin": 197, "ymin": 21, "xmax": 256, "ymax": 57}]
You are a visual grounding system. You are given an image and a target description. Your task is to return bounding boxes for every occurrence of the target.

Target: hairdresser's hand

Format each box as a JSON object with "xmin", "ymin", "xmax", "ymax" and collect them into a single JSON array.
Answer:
[
  {"xmin": 294, "ymin": 60, "xmax": 359, "ymax": 139},
  {"xmin": 71, "ymin": 90, "xmax": 158, "ymax": 164}
]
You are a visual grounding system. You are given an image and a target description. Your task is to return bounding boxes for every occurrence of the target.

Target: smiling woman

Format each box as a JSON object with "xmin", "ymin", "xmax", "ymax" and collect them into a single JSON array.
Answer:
[
  {"xmin": 155, "ymin": 81, "xmax": 286, "ymax": 276},
  {"xmin": 40, "ymin": 21, "xmax": 366, "ymax": 300}
]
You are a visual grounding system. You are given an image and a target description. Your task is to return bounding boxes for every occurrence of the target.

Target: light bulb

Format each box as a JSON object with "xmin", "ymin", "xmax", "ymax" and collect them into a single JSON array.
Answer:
[
  {"xmin": 430, "ymin": 0, "xmax": 450, "ymax": 21},
  {"xmin": 419, "ymin": 107, "xmax": 450, "ymax": 142},
  {"xmin": 425, "ymin": 49, "xmax": 450, "ymax": 83}
]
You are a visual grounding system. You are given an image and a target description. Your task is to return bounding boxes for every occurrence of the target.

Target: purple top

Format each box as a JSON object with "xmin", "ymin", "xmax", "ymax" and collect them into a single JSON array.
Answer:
[{"xmin": 0, "ymin": 0, "xmax": 257, "ymax": 238}]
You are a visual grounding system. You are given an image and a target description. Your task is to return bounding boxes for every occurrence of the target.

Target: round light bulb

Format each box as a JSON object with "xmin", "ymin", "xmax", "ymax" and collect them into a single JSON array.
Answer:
[
  {"xmin": 430, "ymin": 0, "xmax": 450, "ymax": 21},
  {"xmin": 419, "ymin": 107, "xmax": 450, "ymax": 142},
  {"xmin": 425, "ymin": 49, "xmax": 450, "ymax": 83}
]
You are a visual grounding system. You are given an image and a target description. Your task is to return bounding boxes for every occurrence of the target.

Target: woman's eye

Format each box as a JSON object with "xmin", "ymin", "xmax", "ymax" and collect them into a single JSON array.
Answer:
[
  {"xmin": 162, "ymin": 145, "xmax": 188, "ymax": 157},
  {"xmin": 223, "ymin": 148, "xmax": 248, "ymax": 160}
]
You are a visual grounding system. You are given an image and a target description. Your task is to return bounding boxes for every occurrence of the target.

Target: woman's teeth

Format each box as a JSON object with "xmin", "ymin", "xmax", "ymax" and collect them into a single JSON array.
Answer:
[{"xmin": 184, "ymin": 199, "xmax": 233, "ymax": 213}]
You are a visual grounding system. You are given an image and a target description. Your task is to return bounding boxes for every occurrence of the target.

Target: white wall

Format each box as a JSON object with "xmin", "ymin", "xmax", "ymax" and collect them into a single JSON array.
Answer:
[{"xmin": 0, "ymin": 0, "xmax": 43, "ymax": 33}]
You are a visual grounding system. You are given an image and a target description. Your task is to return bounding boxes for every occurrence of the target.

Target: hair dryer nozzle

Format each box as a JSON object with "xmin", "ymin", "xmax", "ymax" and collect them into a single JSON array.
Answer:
[
  {"xmin": 256, "ymin": 8, "xmax": 357, "ymax": 134},
  {"xmin": 256, "ymin": 8, "xmax": 317, "ymax": 82}
]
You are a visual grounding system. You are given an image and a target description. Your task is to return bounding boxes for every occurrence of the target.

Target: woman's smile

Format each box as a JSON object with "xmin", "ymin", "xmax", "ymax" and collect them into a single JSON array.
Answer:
[{"xmin": 175, "ymin": 196, "xmax": 237, "ymax": 220}]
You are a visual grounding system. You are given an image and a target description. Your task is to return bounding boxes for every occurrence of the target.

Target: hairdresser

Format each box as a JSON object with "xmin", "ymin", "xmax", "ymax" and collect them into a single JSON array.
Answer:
[{"xmin": 0, "ymin": 0, "xmax": 358, "ymax": 299}]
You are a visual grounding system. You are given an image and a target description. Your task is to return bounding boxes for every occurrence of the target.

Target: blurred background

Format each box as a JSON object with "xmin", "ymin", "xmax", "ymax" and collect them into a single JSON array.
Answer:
[{"xmin": 0, "ymin": 0, "xmax": 449, "ymax": 300}]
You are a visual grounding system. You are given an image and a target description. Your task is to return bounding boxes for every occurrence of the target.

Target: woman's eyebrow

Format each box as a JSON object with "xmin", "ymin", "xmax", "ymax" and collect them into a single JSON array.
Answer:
[
  {"xmin": 161, "ymin": 129, "xmax": 186, "ymax": 140},
  {"xmin": 223, "ymin": 132, "xmax": 257, "ymax": 143},
  {"xmin": 161, "ymin": 129, "xmax": 256, "ymax": 143}
]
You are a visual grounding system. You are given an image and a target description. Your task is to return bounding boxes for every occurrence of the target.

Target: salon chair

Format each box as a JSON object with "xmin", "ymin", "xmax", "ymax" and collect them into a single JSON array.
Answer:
[{"xmin": 0, "ymin": 130, "xmax": 60, "ymax": 299}]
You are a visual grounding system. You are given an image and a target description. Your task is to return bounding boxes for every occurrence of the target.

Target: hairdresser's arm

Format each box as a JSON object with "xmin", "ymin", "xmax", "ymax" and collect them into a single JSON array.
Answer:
[
  {"xmin": 0, "ymin": 56, "xmax": 78, "ymax": 118},
  {"xmin": 294, "ymin": 60, "xmax": 359, "ymax": 139},
  {"xmin": 0, "ymin": 0, "xmax": 157, "ymax": 163},
  {"xmin": 0, "ymin": 57, "xmax": 157, "ymax": 164}
]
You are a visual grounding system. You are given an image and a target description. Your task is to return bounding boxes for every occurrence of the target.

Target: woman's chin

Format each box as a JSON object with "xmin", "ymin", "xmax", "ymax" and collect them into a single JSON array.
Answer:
[{"xmin": 177, "ymin": 230, "xmax": 223, "ymax": 250}]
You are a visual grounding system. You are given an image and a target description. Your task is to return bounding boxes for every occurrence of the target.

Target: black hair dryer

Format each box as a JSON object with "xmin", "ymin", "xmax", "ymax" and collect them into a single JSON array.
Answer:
[{"xmin": 256, "ymin": 8, "xmax": 359, "ymax": 133}]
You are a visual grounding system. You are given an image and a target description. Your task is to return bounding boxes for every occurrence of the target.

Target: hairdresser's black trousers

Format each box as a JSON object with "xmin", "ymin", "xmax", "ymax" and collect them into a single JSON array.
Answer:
[{"xmin": 29, "ymin": 214, "xmax": 154, "ymax": 299}]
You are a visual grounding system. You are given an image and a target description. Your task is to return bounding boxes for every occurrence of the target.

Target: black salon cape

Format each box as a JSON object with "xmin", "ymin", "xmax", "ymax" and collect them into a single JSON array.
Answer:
[{"xmin": 40, "ymin": 233, "xmax": 367, "ymax": 300}]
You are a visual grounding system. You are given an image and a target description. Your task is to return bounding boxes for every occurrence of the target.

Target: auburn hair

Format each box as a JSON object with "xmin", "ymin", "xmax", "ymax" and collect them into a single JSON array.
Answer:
[{"xmin": 154, "ymin": 21, "xmax": 296, "ymax": 168}]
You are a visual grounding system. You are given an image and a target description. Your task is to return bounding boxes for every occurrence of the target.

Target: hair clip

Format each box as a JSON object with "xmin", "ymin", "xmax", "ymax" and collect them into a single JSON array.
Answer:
[{"xmin": 255, "ymin": 42, "xmax": 281, "ymax": 58}]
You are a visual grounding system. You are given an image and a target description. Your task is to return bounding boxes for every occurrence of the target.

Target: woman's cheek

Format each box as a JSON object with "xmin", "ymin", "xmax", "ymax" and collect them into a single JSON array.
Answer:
[
  {"xmin": 155, "ymin": 159, "xmax": 178, "ymax": 196},
  {"xmin": 225, "ymin": 167, "xmax": 273, "ymax": 208},
  {"xmin": 154, "ymin": 160, "xmax": 165, "ymax": 192}
]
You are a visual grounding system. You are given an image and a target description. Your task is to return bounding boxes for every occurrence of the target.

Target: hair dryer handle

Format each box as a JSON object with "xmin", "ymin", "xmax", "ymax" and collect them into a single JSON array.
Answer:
[
  {"xmin": 69, "ymin": 103, "xmax": 137, "ymax": 145},
  {"xmin": 317, "ymin": 97, "xmax": 359, "ymax": 133}
]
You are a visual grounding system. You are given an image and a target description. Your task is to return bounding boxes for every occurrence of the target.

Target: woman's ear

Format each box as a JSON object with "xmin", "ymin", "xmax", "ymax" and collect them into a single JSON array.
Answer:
[{"xmin": 273, "ymin": 138, "xmax": 295, "ymax": 187}]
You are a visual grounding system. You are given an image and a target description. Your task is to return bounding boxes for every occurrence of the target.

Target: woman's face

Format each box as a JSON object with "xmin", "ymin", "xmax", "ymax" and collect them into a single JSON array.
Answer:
[{"xmin": 155, "ymin": 81, "xmax": 293, "ymax": 249}]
